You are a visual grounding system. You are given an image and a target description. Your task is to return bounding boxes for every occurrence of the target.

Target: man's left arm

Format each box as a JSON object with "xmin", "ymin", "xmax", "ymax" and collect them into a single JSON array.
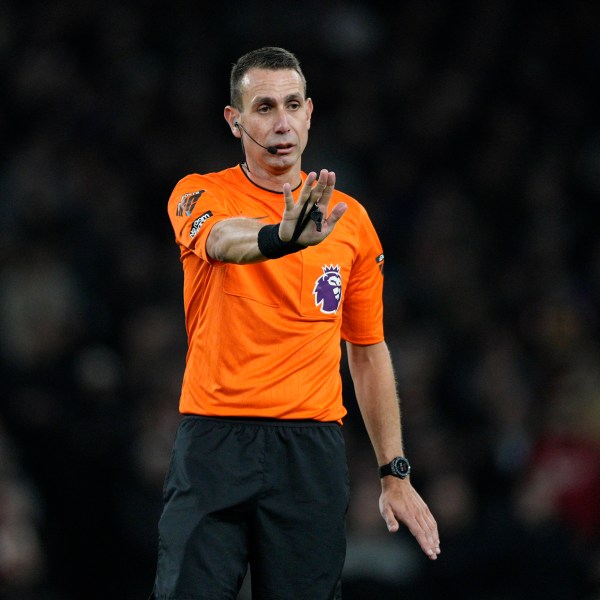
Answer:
[{"xmin": 346, "ymin": 340, "xmax": 441, "ymax": 560}]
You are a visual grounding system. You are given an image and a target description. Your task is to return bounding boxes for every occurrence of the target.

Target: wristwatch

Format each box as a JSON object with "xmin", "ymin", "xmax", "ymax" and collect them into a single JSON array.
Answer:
[{"xmin": 378, "ymin": 456, "xmax": 411, "ymax": 479}]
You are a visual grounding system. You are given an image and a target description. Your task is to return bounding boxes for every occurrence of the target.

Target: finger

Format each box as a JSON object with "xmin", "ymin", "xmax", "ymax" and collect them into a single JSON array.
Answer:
[
  {"xmin": 414, "ymin": 535, "xmax": 439, "ymax": 560},
  {"xmin": 282, "ymin": 182, "xmax": 294, "ymax": 212},
  {"xmin": 298, "ymin": 171, "xmax": 317, "ymax": 205},
  {"xmin": 409, "ymin": 513, "xmax": 441, "ymax": 559},
  {"xmin": 325, "ymin": 202, "xmax": 347, "ymax": 229},
  {"xmin": 305, "ymin": 171, "xmax": 318, "ymax": 186},
  {"xmin": 281, "ymin": 181, "xmax": 304, "ymax": 242},
  {"xmin": 320, "ymin": 171, "xmax": 336, "ymax": 203},
  {"xmin": 310, "ymin": 169, "xmax": 331, "ymax": 204},
  {"xmin": 414, "ymin": 527, "xmax": 441, "ymax": 560},
  {"xmin": 412, "ymin": 502, "xmax": 440, "ymax": 543}
]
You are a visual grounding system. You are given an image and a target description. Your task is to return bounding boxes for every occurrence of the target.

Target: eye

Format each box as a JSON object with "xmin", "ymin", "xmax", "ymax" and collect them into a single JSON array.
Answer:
[{"xmin": 257, "ymin": 105, "xmax": 271, "ymax": 114}]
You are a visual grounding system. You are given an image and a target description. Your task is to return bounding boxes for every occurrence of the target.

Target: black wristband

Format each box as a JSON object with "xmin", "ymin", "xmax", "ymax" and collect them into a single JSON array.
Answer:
[{"xmin": 257, "ymin": 224, "xmax": 305, "ymax": 259}]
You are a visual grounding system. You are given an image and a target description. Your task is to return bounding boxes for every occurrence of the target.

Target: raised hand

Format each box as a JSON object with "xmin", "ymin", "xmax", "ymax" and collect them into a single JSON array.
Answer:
[{"xmin": 279, "ymin": 169, "xmax": 347, "ymax": 246}]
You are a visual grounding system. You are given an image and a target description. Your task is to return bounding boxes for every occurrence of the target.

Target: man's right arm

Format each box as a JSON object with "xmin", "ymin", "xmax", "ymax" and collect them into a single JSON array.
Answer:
[
  {"xmin": 206, "ymin": 169, "xmax": 347, "ymax": 265},
  {"xmin": 207, "ymin": 217, "xmax": 268, "ymax": 264}
]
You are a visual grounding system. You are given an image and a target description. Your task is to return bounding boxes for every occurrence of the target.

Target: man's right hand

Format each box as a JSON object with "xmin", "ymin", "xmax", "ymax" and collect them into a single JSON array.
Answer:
[{"xmin": 279, "ymin": 169, "xmax": 347, "ymax": 246}]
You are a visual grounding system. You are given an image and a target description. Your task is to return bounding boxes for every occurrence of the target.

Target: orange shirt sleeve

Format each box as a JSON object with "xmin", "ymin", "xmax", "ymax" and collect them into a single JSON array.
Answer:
[
  {"xmin": 340, "ymin": 203, "xmax": 385, "ymax": 345},
  {"xmin": 167, "ymin": 173, "xmax": 231, "ymax": 263}
]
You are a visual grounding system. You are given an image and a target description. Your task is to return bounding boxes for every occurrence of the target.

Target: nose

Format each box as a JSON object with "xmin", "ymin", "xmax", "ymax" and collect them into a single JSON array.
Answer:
[{"xmin": 273, "ymin": 109, "xmax": 291, "ymax": 133}]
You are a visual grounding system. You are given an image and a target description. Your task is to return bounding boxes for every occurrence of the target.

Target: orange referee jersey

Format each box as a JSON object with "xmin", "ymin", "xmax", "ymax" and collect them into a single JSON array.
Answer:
[{"xmin": 168, "ymin": 165, "xmax": 385, "ymax": 423}]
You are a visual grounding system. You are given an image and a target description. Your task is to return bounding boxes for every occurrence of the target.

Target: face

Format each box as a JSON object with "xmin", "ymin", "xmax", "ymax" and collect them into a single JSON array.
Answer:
[{"xmin": 227, "ymin": 68, "xmax": 313, "ymax": 175}]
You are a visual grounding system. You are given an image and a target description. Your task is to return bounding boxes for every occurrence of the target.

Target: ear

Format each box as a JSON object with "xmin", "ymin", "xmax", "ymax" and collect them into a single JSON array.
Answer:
[
  {"xmin": 224, "ymin": 106, "xmax": 241, "ymax": 138},
  {"xmin": 305, "ymin": 97, "xmax": 313, "ymax": 130}
]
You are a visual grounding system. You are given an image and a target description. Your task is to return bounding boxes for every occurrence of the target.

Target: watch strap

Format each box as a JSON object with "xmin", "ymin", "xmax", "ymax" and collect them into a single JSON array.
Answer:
[
  {"xmin": 378, "ymin": 463, "xmax": 395, "ymax": 478},
  {"xmin": 378, "ymin": 456, "xmax": 411, "ymax": 479}
]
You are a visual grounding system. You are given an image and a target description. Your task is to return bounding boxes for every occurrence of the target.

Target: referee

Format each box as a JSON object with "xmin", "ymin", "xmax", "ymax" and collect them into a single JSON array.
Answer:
[{"xmin": 151, "ymin": 46, "xmax": 440, "ymax": 600}]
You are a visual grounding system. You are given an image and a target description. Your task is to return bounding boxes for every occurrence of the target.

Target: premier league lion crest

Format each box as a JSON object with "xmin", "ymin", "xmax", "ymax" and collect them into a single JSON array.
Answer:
[{"xmin": 313, "ymin": 265, "xmax": 342, "ymax": 314}]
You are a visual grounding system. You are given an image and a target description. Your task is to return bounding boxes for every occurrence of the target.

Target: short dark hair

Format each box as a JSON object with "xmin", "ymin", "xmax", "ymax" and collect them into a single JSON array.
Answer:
[{"xmin": 229, "ymin": 47, "xmax": 307, "ymax": 110}]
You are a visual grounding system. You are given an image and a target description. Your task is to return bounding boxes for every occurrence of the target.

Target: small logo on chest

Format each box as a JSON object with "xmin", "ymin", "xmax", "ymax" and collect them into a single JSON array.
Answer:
[{"xmin": 313, "ymin": 265, "xmax": 342, "ymax": 314}]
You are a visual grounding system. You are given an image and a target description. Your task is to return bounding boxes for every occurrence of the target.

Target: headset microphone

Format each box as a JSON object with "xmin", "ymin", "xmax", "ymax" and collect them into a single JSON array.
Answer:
[{"xmin": 235, "ymin": 121, "xmax": 278, "ymax": 155}]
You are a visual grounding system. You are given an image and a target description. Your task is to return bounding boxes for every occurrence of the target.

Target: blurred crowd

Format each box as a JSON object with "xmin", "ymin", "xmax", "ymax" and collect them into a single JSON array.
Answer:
[{"xmin": 1, "ymin": 1, "xmax": 600, "ymax": 598}]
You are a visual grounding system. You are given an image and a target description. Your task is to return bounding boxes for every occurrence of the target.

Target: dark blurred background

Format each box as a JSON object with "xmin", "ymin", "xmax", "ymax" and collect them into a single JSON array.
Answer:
[{"xmin": 1, "ymin": 1, "xmax": 600, "ymax": 598}]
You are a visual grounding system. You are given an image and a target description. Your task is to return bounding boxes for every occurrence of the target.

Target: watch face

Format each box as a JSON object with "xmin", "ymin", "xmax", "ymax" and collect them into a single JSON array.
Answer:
[{"xmin": 392, "ymin": 457, "xmax": 410, "ymax": 478}]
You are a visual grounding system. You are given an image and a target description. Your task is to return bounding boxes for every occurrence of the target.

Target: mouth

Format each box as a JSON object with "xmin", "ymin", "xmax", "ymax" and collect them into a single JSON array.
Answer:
[{"xmin": 272, "ymin": 143, "xmax": 294, "ymax": 154}]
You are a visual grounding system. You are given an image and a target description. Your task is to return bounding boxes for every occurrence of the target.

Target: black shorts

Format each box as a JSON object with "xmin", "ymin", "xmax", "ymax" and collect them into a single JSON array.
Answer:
[{"xmin": 152, "ymin": 415, "xmax": 350, "ymax": 600}]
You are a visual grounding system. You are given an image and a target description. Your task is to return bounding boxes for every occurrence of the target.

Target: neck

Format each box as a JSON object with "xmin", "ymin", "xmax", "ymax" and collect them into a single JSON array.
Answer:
[{"xmin": 241, "ymin": 162, "xmax": 302, "ymax": 192}]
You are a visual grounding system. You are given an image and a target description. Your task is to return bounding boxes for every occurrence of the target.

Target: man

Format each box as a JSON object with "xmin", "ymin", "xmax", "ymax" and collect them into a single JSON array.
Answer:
[{"xmin": 152, "ymin": 46, "xmax": 440, "ymax": 600}]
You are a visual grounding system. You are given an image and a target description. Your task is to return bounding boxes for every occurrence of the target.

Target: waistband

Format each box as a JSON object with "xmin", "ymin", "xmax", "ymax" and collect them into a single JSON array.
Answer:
[{"xmin": 181, "ymin": 414, "xmax": 340, "ymax": 428}]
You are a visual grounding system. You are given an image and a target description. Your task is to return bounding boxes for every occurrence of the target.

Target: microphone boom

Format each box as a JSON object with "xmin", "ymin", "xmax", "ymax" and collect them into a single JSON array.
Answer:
[{"xmin": 235, "ymin": 121, "xmax": 278, "ymax": 154}]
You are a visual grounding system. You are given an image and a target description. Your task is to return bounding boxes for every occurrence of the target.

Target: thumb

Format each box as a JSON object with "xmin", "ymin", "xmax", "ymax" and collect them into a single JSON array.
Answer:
[
  {"xmin": 381, "ymin": 506, "xmax": 400, "ymax": 533},
  {"xmin": 326, "ymin": 202, "xmax": 348, "ymax": 228}
]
